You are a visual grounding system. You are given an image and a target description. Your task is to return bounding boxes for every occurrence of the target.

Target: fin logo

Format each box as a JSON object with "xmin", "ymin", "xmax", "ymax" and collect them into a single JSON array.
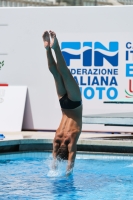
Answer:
[
  {"xmin": 61, "ymin": 42, "xmax": 81, "ymax": 66},
  {"xmin": 61, "ymin": 42, "xmax": 119, "ymax": 67}
]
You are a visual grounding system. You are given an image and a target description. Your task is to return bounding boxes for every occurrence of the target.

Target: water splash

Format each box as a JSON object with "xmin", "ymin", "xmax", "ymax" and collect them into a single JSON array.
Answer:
[{"xmin": 46, "ymin": 156, "xmax": 68, "ymax": 177}]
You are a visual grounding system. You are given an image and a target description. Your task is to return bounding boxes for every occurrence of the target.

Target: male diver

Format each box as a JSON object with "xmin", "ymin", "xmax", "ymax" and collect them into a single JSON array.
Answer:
[{"xmin": 42, "ymin": 31, "xmax": 82, "ymax": 175}]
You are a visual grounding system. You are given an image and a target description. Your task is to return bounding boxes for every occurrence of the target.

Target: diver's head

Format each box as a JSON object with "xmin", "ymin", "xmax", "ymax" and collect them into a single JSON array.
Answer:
[{"xmin": 56, "ymin": 145, "xmax": 68, "ymax": 160}]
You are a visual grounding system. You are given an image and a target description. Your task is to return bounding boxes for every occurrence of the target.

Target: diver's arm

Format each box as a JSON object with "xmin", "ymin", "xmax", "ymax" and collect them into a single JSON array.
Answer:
[
  {"xmin": 66, "ymin": 142, "xmax": 77, "ymax": 175},
  {"xmin": 52, "ymin": 141, "xmax": 59, "ymax": 169}
]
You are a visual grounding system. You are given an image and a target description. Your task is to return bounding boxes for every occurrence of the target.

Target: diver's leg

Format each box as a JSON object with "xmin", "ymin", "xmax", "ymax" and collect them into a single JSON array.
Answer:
[
  {"xmin": 42, "ymin": 31, "xmax": 66, "ymax": 99},
  {"xmin": 49, "ymin": 31, "xmax": 81, "ymax": 101}
]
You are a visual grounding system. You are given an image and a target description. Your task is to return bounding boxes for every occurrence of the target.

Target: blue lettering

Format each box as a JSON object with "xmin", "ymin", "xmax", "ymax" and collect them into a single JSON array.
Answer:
[
  {"xmin": 110, "ymin": 76, "xmax": 118, "ymax": 86},
  {"xmin": 71, "ymin": 69, "xmax": 76, "ymax": 75},
  {"xmin": 83, "ymin": 42, "xmax": 92, "ymax": 66},
  {"xmin": 84, "ymin": 87, "xmax": 94, "ymax": 99},
  {"xmin": 101, "ymin": 69, "xmax": 106, "ymax": 75},
  {"xmin": 88, "ymin": 69, "xmax": 92, "ymax": 75},
  {"xmin": 80, "ymin": 76, "xmax": 86, "ymax": 85},
  {"xmin": 88, "ymin": 76, "xmax": 91, "ymax": 85},
  {"xmin": 92, "ymin": 76, "xmax": 99, "ymax": 85},
  {"xmin": 77, "ymin": 69, "xmax": 81, "ymax": 75},
  {"xmin": 126, "ymin": 51, "xmax": 129, "ymax": 60},
  {"xmin": 126, "ymin": 64, "xmax": 133, "ymax": 77},
  {"xmin": 107, "ymin": 69, "xmax": 112, "ymax": 75},
  {"xmin": 126, "ymin": 42, "xmax": 132, "ymax": 49},
  {"xmin": 82, "ymin": 69, "xmax": 87, "ymax": 75},
  {"xmin": 61, "ymin": 42, "xmax": 81, "ymax": 66},
  {"xmin": 107, "ymin": 87, "xmax": 118, "ymax": 100},
  {"xmin": 114, "ymin": 69, "xmax": 118, "ymax": 75},
  {"xmin": 101, "ymin": 77, "xmax": 108, "ymax": 86},
  {"xmin": 96, "ymin": 87, "xmax": 105, "ymax": 99},
  {"xmin": 93, "ymin": 69, "xmax": 98, "ymax": 75}
]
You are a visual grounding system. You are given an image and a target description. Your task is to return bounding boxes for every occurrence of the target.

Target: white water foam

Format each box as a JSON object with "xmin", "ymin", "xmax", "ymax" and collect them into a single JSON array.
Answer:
[
  {"xmin": 126, "ymin": 163, "xmax": 133, "ymax": 168},
  {"xmin": 46, "ymin": 156, "xmax": 68, "ymax": 177}
]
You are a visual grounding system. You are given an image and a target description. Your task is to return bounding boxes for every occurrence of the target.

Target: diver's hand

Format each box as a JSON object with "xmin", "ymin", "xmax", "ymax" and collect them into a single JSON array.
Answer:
[
  {"xmin": 66, "ymin": 168, "xmax": 73, "ymax": 177},
  {"xmin": 52, "ymin": 159, "xmax": 58, "ymax": 170},
  {"xmin": 66, "ymin": 161, "xmax": 74, "ymax": 177}
]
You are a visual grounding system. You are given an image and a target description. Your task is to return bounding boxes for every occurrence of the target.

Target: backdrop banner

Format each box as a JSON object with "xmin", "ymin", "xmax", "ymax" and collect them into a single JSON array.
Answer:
[{"xmin": 0, "ymin": 7, "xmax": 133, "ymax": 131}]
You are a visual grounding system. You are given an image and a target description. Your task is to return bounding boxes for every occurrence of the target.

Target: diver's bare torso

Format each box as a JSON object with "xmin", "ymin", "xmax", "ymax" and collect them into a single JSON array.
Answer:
[{"xmin": 53, "ymin": 105, "xmax": 82, "ymax": 156}]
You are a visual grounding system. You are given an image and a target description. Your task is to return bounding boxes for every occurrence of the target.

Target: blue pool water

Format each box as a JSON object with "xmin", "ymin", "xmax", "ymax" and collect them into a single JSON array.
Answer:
[{"xmin": 0, "ymin": 152, "xmax": 133, "ymax": 200}]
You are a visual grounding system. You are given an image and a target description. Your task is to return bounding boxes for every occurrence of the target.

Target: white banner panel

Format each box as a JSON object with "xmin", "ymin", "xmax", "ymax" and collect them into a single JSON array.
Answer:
[
  {"xmin": 0, "ymin": 86, "xmax": 27, "ymax": 132},
  {"xmin": 0, "ymin": 7, "xmax": 133, "ymax": 130}
]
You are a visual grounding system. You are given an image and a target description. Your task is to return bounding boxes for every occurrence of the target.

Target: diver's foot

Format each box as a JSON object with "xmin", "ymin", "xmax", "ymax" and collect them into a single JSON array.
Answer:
[
  {"xmin": 49, "ymin": 30, "xmax": 59, "ymax": 50},
  {"xmin": 42, "ymin": 31, "xmax": 50, "ymax": 50}
]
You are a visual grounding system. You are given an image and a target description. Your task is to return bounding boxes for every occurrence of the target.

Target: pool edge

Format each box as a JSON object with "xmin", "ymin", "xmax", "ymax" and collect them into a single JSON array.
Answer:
[{"xmin": 0, "ymin": 138, "xmax": 133, "ymax": 154}]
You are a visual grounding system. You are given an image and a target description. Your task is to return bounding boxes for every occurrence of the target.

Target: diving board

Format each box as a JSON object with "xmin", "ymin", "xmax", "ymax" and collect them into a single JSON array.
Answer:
[
  {"xmin": 82, "ymin": 112, "xmax": 133, "ymax": 126},
  {"xmin": 83, "ymin": 98, "xmax": 133, "ymax": 126},
  {"xmin": 104, "ymin": 98, "xmax": 133, "ymax": 104}
]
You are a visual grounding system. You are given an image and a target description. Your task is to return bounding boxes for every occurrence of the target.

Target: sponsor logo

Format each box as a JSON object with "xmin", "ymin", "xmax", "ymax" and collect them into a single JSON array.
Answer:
[
  {"xmin": 61, "ymin": 42, "xmax": 81, "ymax": 66},
  {"xmin": 61, "ymin": 41, "xmax": 119, "ymax": 100},
  {"xmin": 61, "ymin": 42, "xmax": 118, "ymax": 67}
]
